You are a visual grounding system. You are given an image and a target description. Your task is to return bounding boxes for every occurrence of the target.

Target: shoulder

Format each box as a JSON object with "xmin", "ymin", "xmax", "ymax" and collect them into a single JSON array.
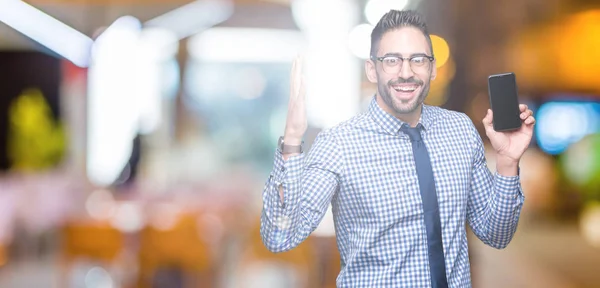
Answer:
[
  {"xmin": 316, "ymin": 111, "xmax": 372, "ymax": 139},
  {"xmin": 426, "ymin": 105, "xmax": 479, "ymax": 138},
  {"xmin": 427, "ymin": 105, "xmax": 472, "ymax": 125}
]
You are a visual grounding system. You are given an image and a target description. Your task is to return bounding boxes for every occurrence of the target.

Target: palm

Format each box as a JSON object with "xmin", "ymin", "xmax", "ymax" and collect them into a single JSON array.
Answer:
[
  {"xmin": 483, "ymin": 105, "xmax": 536, "ymax": 162},
  {"xmin": 487, "ymin": 125, "xmax": 532, "ymax": 161},
  {"xmin": 284, "ymin": 57, "xmax": 307, "ymax": 142}
]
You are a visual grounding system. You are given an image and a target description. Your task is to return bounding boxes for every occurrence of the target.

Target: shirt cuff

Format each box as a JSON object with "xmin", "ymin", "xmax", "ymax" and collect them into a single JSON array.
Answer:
[
  {"xmin": 494, "ymin": 171, "xmax": 524, "ymax": 200},
  {"xmin": 271, "ymin": 149, "xmax": 304, "ymax": 184}
]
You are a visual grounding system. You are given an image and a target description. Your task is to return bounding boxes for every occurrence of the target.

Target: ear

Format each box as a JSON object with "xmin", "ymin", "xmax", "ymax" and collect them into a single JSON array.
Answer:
[
  {"xmin": 365, "ymin": 59, "xmax": 378, "ymax": 84},
  {"xmin": 430, "ymin": 60, "xmax": 438, "ymax": 81}
]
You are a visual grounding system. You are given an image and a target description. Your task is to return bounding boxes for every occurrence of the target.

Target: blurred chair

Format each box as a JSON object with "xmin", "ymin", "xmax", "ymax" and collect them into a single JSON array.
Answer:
[
  {"xmin": 60, "ymin": 221, "xmax": 125, "ymax": 287},
  {"xmin": 137, "ymin": 212, "xmax": 215, "ymax": 288},
  {"xmin": 233, "ymin": 221, "xmax": 319, "ymax": 288}
]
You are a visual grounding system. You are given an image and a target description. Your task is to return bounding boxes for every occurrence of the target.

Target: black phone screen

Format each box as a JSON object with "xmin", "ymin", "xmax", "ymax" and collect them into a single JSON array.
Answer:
[{"xmin": 487, "ymin": 73, "xmax": 521, "ymax": 132}]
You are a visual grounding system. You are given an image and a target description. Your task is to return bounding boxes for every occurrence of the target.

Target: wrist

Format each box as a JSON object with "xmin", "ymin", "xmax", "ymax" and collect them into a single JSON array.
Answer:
[
  {"xmin": 496, "ymin": 155, "xmax": 519, "ymax": 176},
  {"xmin": 283, "ymin": 135, "xmax": 303, "ymax": 146},
  {"xmin": 279, "ymin": 136, "xmax": 303, "ymax": 155}
]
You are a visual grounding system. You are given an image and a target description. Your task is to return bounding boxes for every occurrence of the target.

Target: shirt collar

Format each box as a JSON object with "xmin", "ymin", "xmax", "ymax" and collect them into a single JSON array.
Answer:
[{"xmin": 368, "ymin": 95, "xmax": 435, "ymax": 135}]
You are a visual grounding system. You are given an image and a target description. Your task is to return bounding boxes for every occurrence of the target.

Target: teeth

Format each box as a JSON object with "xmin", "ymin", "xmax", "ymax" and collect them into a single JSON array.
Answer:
[{"xmin": 394, "ymin": 86, "xmax": 416, "ymax": 92}]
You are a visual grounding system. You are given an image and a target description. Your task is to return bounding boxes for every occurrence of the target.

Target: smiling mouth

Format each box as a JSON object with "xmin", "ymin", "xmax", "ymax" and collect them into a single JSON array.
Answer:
[
  {"xmin": 392, "ymin": 85, "xmax": 418, "ymax": 92},
  {"xmin": 391, "ymin": 83, "xmax": 420, "ymax": 93}
]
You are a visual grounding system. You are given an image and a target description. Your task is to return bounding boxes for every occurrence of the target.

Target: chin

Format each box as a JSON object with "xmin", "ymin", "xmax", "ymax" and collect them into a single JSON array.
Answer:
[
  {"xmin": 390, "ymin": 89, "xmax": 422, "ymax": 113},
  {"xmin": 392, "ymin": 100, "xmax": 421, "ymax": 114}
]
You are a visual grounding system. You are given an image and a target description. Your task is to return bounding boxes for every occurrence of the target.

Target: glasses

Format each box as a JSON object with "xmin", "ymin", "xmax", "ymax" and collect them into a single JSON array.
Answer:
[{"xmin": 371, "ymin": 54, "xmax": 435, "ymax": 74}]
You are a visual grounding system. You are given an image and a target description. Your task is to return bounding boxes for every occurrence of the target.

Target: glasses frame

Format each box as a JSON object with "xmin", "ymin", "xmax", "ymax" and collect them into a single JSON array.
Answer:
[{"xmin": 370, "ymin": 54, "xmax": 435, "ymax": 74}]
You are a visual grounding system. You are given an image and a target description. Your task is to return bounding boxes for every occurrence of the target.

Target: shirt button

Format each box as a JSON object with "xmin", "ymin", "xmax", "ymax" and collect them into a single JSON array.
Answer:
[{"xmin": 281, "ymin": 167, "xmax": 285, "ymax": 172}]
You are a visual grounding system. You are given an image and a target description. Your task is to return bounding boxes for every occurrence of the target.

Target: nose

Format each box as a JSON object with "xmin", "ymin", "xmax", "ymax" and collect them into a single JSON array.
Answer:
[{"xmin": 398, "ymin": 59, "xmax": 414, "ymax": 79}]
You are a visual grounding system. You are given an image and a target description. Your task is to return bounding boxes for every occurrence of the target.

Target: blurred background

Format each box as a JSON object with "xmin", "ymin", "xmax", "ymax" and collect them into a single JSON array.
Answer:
[{"xmin": 0, "ymin": 0, "xmax": 599, "ymax": 287}]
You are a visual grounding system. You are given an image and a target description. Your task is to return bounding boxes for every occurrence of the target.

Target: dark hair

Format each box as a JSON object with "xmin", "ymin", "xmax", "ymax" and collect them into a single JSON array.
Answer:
[{"xmin": 370, "ymin": 10, "xmax": 434, "ymax": 58}]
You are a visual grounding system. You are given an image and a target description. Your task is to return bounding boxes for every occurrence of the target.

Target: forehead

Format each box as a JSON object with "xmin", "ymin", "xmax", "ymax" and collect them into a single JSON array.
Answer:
[{"xmin": 376, "ymin": 27, "xmax": 430, "ymax": 56}]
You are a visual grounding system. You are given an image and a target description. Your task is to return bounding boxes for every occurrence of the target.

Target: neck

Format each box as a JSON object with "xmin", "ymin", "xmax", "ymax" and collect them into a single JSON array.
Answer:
[{"xmin": 376, "ymin": 94, "xmax": 422, "ymax": 127}]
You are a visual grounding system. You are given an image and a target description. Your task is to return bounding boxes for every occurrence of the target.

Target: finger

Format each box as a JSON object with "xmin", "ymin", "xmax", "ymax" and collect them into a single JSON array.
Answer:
[
  {"xmin": 482, "ymin": 109, "xmax": 495, "ymax": 134},
  {"xmin": 290, "ymin": 58, "xmax": 298, "ymax": 98},
  {"xmin": 297, "ymin": 55, "xmax": 304, "ymax": 74},
  {"xmin": 292, "ymin": 61, "xmax": 305, "ymax": 101},
  {"xmin": 289, "ymin": 75, "xmax": 307, "ymax": 112},
  {"xmin": 297, "ymin": 75, "xmax": 306, "ymax": 107},
  {"xmin": 290, "ymin": 57, "xmax": 297, "ymax": 83},
  {"xmin": 482, "ymin": 109, "xmax": 493, "ymax": 126},
  {"xmin": 295, "ymin": 57, "xmax": 304, "ymax": 94},
  {"xmin": 519, "ymin": 104, "xmax": 528, "ymax": 112},
  {"xmin": 524, "ymin": 116, "xmax": 536, "ymax": 125},
  {"xmin": 520, "ymin": 109, "xmax": 533, "ymax": 120},
  {"xmin": 299, "ymin": 75, "xmax": 306, "ymax": 97}
]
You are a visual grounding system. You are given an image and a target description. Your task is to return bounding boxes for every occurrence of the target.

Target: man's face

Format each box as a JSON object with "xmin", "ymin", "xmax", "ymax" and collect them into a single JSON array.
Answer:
[{"xmin": 366, "ymin": 27, "xmax": 437, "ymax": 116}]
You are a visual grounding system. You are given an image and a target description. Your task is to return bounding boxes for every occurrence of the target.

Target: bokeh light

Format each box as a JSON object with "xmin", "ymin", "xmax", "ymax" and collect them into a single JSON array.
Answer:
[
  {"xmin": 431, "ymin": 34, "xmax": 450, "ymax": 68},
  {"xmin": 561, "ymin": 133, "xmax": 600, "ymax": 197},
  {"xmin": 348, "ymin": 23, "xmax": 374, "ymax": 59},
  {"xmin": 580, "ymin": 201, "xmax": 600, "ymax": 249},
  {"xmin": 364, "ymin": 0, "xmax": 409, "ymax": 26}
]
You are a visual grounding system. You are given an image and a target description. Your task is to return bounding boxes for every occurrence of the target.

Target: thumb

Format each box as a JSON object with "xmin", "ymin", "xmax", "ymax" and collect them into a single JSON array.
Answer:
[{"xmin": 482, "ymin": 109, "xmax": 494, "ymax": 133}]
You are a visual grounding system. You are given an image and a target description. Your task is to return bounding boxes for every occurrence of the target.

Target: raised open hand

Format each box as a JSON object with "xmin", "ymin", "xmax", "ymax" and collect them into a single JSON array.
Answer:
[{"xmin": 283, "ymin": 56, "xmax": 307, "ymax": 145}]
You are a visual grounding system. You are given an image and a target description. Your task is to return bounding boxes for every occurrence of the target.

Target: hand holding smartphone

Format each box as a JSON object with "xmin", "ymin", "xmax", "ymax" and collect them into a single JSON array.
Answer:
[{"xmin": 487, "ymin": 72, "xmax": 522, "ymax": 132}]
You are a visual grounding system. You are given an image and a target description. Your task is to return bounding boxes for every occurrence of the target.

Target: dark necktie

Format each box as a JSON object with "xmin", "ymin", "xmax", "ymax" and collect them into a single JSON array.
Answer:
[{"xmin": 401, "ymin": 123, "xmax": 448, "ymax": 288}]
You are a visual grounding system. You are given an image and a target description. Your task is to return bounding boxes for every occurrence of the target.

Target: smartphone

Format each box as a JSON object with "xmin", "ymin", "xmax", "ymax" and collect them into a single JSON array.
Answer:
[{"xmin": 487, "ymin": 72, "xmax": 522, "ymax": 132}]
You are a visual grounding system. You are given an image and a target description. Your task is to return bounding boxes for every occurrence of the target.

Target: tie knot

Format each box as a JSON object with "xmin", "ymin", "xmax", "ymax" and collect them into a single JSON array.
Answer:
[{"xmin": 401, "ymin": 124, "xmax": 422, "ymax": 141}]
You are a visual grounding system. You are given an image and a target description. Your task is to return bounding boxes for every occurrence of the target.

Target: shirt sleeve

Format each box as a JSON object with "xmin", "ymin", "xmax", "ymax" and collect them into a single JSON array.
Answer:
[
  {"xmin": 466, "ymin": 121, "xmax": 525, "ymax": 249},
  {"xmin": 260, "ymin": 130, "xmax": 344, "ymax": 253}
]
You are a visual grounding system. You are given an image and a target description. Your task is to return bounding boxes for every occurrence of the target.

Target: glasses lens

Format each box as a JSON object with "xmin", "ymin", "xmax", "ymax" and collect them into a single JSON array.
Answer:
[
  {"xmin": 409, "ymin": 56, "xmax": 431, "ymax": 72},
  {"xmin": 380, "ymin": 56, "xmax": 432, "ymax": 74},
  {"xmin": 382, "ymin": 57, "xmax": 400, "ymax": 74}
]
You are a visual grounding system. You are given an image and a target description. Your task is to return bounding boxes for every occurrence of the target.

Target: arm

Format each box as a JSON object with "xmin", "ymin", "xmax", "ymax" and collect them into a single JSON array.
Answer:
[
  {"xmin": 260, "ymin": 131, "xmax": 343, "ymax": 253},
  {"xmin": 466, "ymin": 122, "xmax": 525, "ymax": 249}
]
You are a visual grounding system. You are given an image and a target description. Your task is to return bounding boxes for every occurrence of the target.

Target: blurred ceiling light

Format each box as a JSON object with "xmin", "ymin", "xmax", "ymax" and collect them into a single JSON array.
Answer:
[
  {"xmin": 291, "ymin": 0, "xmax": 358, "ymax": 32},
  {"xmin": 137, "ymin": 27, "xmax": 179, "ymax": 61},
  {"xmin": 431, "ymin": 35, "xmax": 450, "ymax": 68},
  {"xmin": 0, "ymin": 0, "xmax": 93, "ymax": 67},
  {"xmin": 91, "ymin": 15, "xmax": 142, "ymax": 60},
  {"xmin": 88, "ymin": 16, "xmax": 182, "ymax": 187},
  {"xmin": 144, "ymin": 0, "xmax": 233, "ymax": 40},
  {"xmin": 87, "ymin": 16, "xmax": 143, "ymax": 187},
  {"xmin": 188, "ymin": 28, "xmax": 306, "ymax": 62},
  {"xmin": 348, "ymin": 23, "xmax": 374, "ymax": 59},
  {"xmin": 135, "ymin": 28, "xmax": 178, "ymax": 135},
  {"xmin": 364, "ymin": 0, "xmax": 409, "ymax": 26},
  {"xmin": 291, "ymin": 0, "xmax": 360, "ymax": 129}
]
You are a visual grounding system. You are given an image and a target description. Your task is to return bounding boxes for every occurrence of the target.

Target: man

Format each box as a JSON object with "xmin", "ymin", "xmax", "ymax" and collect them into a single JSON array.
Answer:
[{"xmin": 260, "ymin": 9, "xmax": 535, "ymax": 288}]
